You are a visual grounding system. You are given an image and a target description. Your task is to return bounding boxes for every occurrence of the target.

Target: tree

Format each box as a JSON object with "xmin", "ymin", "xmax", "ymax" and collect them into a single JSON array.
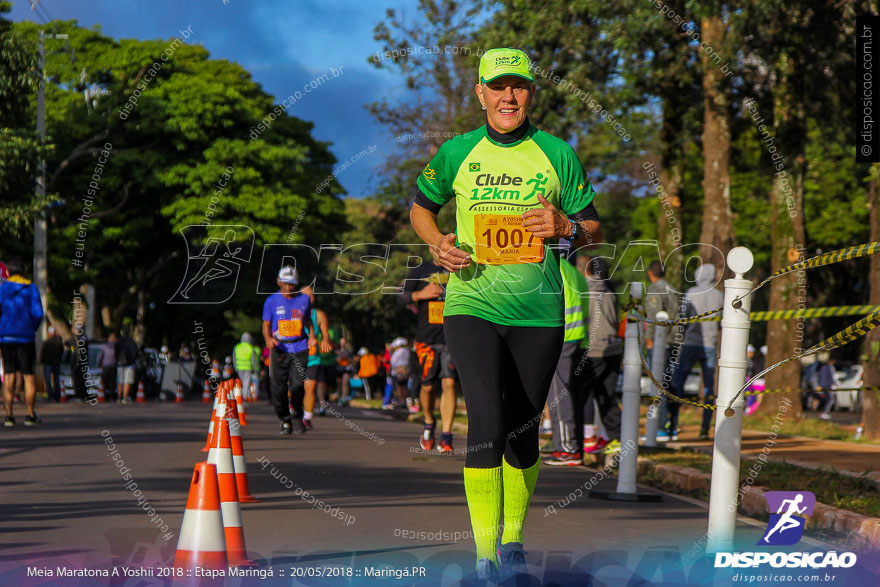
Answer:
[
  {"xmin": 0, "ymin": 1, "xmax": 49, "ymax": 238},
  {"xmin": 13, "ymin": 19, "xmax": 346, "ymax": 352},
  {"xmin": 368, "ymin": 0, "xmax": 485, "ymax": 188},
  {"xmin": 612, "ymin": 0, "xmax": 701, "ymax": 289},
  {"xmin": 740, "ymin": 0, "xmax": 856, "ymax": 417},
  {"xmin": 331, "ymin": 0, "xmax": 485, "ymax": 348},
  {"xmin": 480, "ymin": 0, "xmax": 659, "ymax": 285},
  {"xmin": 863, "ymin": 163, "xmax": 880, "ymax": 440},
  {"xmin": 696, "ymin": 8, "xmax": 735, "ymax": 267}
]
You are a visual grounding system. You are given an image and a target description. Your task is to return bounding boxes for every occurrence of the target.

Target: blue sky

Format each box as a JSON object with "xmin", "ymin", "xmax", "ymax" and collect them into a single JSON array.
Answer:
[{"xmin": 11, "ymin": 0, "xmax": 420, "ymax": 198}]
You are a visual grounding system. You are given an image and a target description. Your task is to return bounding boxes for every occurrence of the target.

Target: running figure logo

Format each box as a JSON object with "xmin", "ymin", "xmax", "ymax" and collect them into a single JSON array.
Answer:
[
  {"xmin": 523, "ymin": 171, "xmax": 549, "ymax": 200},
  {"xmin": 168, "ymin": 225, "xmax": 255, "ymax": 304},
  {"xmin": 758, "ymin": 491, "xmax": 816, "ymax": 546}
]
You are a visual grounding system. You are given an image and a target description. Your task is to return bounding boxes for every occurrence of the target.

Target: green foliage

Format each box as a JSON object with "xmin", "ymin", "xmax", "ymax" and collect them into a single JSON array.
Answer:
[
  {"xmin": 0, "ymin": 2, "xmax": 50, "ymax": 238},
  {"xmin": 803, "ymin": 121, "xmax": 869, "ymax": 248},
  {"xmin": 6, "ymin": 18, "xmax": 346, "ymax": 356},
  {"xmin": 1, "ymin": 2, "xmax": 873, "ymax": 355}
]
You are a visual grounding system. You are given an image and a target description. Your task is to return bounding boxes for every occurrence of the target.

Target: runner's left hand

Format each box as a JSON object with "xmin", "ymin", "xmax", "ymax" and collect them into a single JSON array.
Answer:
[
  {"xmin": 320, "ymin": 340, "xmax": 333, "ymax": 354},
  {"xmin": 521, "ymin": 194, "xmax": 572, "ymax": 238}
]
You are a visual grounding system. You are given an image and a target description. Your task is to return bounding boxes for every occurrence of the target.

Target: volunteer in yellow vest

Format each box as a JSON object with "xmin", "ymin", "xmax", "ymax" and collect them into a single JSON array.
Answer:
[
  {"xmin": 542, "ymin": 247, "xmax": 590, "ymax": 466},
  {"xmin": 410, "ymin": 47, "xmax": 602, "ymax": 581},
  {"xmin": 233, "ymin": 333, "xmax": 260, "ymax": 402}
]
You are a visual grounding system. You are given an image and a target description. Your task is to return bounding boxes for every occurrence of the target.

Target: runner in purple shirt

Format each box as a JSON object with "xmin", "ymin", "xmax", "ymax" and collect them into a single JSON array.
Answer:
[{"xmin": 262, "ymin": 266, "xmax": 317, "ymax": 435}]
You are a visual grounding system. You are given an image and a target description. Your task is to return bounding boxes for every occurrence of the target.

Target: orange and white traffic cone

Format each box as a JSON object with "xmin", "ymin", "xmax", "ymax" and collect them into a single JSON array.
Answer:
[
  {"xmin": 96, "ymin": 379, "xmax": 106, "ymax": 403},
  {"xmin": 249, "ymin": 381, "xmax": 257, "ymax": 403},
  {"xmin": 175, "ymin": 382, "xmax": 185, "ymax": 404},
  {"xmin": 225, "ymin": 396, "xmax": 259, "ymax": 503},
  {"xmin": 173, "ymin": 462, "xmax": 227, "ymax": 571},
  {"xmin": 233, "ymin": 379, "xmax": 247, "ymax": 426},
  {"xmin": 135, "ymin": 381, "xmax": 146, "ymax": 403},
  {"xmin": 201, "ymin": 385, "xmax": 225, "ymax": 453},
  {"xmin": 207, "ymin": 419, "xmax": 255, "ymax": 567},
  {"xmin": 202, "ymin": 380, "xmax": 212, "ymax": 404},
  {"xmin": 59, "ymin": 379, "xmax": 68, "ymax": 403}
]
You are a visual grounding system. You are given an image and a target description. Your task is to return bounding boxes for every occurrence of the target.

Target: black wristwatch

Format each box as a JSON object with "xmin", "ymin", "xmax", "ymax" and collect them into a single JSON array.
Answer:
[{"xmin": 565, "ymin": 219, "xmax": 579, "ymax": 242}]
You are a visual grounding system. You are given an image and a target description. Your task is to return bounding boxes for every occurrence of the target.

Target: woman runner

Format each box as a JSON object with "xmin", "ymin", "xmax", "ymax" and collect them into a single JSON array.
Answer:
[{"xmin": 410, "ymin": 47, "xmax": 603, "ymax": 580}]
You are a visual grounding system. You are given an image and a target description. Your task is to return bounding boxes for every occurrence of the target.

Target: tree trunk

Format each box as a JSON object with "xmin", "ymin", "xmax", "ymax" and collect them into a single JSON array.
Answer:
[
  {"xmin": 101, "ymin": 305, "xmax": 112, "ymax": 330},
  {"xmin": 698, "ymin": 14, "xmax": 735, "ymax": 269},
  {"xmin": 657, "ymin": 93, "xmax": 686, "ymax": 292},
  {"xmin": 863, "ymin": 163, "xmax": 880, "ymax": 440},
  {"xmin": 135, "ymin": 269, "xmax": 147, "ymax": 346},
  {"xmin": 658, "ymin": 163, "xmax": 684, "ymax": 290},
  {"xmin": 757, "ymin": 52, "xmax": 806, "ymax": 418}
]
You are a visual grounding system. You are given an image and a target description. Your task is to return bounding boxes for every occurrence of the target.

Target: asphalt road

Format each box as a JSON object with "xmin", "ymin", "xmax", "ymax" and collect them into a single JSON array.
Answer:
[{"xmin": 0, "ymin": 399, "xmax": 875, "ymax": 587}]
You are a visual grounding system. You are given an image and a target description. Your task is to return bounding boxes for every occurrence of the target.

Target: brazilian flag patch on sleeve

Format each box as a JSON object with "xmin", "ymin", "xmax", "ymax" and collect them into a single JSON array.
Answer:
[{"xmin": 469, "ymin": 162, "xmax": 480, "ymax": 172}]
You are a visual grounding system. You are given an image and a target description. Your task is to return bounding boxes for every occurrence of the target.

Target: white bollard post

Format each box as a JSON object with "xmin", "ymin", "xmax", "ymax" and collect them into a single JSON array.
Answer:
[
  {"xmin": 644, "ymin": 311, "xmax": 669, "ymax": 448},
  {"xmin": 706, "ymin": 247, "xmax": 754, "ymax": 553},
  {"xmin": 590, "ymin": 282, "xmax": 660, "ymax": 502},
  {"xmin": 615, "ymin": 281, "xmax": 643, "ymax": 495}
]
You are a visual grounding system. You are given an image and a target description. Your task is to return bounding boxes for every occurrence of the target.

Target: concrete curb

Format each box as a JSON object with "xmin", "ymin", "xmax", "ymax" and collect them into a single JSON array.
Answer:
[{"xmin": 636, "ymin": 457, "xmax": 880, "ymax": 552}]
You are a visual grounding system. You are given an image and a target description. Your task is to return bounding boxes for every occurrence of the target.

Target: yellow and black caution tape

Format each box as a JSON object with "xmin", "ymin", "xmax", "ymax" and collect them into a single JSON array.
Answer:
[
  {"xmin": 633, "ymin": 300, "xmax": 880, "ymax": 412},
  {"xmin": 633, "ymin": 303, "xmax": 880, "ymax": 326},
  {"xmin": 806, "ymin": 309, "xmax": 880, "ymax": 353},
  {"xmin": 733, "ymin": 242, "xmax": 880, "ymax": 309},
  {"xmin": 725, "ymin": 309, "xmax": 880, "ymax": 414},
  {"xmin": 635, "ymin": 327, "xmax": 718, "ymax": 411},
  {"xmin": 634, "ymin": 304, "xmax": 880, "ymax": 324},
  {"xmin": 747, "ymin": 305, "xmax": 880, "ymax": 321},
  {"xmin": 692, "ymin": 305, "xmax": 880, "ymax": 323},
  {"xmin": 638, "ymin": 387, "xmax": 876, "ymax": 410},
  {"xmin": 631, "ymin": 305, "xmax": 721, "ymax": 327},
  {"xmin": 629, "ymin": 241, "xmax": 879, "ymax": 325}
]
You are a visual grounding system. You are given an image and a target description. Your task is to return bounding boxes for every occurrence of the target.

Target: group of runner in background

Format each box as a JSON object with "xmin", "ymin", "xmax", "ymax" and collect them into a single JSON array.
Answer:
[{"xmin": 257, "ymin": 248, "xmax": 719, "ymax": 465}]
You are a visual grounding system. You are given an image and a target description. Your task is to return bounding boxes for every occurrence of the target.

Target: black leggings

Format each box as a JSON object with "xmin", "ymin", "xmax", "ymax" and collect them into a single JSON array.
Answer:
[
  {"xmin": 269, "ymin": 347, "xmax": 308, "ymax": 422},
  {"xmin": 444, "ymin": 315, "xmax": 563, "ymax": 469}
]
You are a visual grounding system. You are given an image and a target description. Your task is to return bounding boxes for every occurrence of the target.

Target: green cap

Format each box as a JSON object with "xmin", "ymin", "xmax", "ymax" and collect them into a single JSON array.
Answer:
[{"xmin": 479, "ymin": 48, "xmax": 534, "ymax": 84}]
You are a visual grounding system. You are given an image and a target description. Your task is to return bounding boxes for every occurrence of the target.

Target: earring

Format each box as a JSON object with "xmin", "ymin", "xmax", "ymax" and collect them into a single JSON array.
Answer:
[{"xmin": 481, "ymin": 105, "xmax": 486, "ymax": 110}]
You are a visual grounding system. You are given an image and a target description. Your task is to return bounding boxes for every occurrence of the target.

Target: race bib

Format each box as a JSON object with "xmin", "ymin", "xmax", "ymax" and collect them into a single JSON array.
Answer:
[
  {"xmin": 428, "ymin": 301, "xmax": 445, "ymax": 324},
  {"xmin": 277, "ymin": 319, "xmax": 303, "ymax": 339},
  {"xmin": 473, "ymin": 214, "xmax": 544, "ymax": 265}
]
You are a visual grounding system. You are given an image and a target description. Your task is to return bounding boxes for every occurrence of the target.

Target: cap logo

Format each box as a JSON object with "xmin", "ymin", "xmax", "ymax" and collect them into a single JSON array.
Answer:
[{"xmin": 495, "ymin": 55, "xmax": 521, "ymax": 66}]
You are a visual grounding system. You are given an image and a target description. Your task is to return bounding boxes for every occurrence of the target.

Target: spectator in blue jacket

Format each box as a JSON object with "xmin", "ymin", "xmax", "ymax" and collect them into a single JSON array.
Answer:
[{"xmin": 0, "ymin": 258, "xmax": 44, "ymax": 426}]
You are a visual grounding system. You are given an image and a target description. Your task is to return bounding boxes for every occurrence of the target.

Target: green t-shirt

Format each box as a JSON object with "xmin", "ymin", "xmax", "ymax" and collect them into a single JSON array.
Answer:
[
  {"xmin": 416, "ymin": 124, "xmax": 595, "ymax": 327},
  {"xmin": 306, "ymin": 309, "xmax": 338, "ymax": 367}
]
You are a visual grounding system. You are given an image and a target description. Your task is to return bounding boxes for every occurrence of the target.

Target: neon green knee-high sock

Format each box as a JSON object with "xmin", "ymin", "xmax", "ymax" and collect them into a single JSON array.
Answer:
[
  {"xmin": 501, "ymin": 457, "xmax": 539, "ymax": 545},
  {"xmin": 463, "ymin": 466, "xmax": 502, "ymax": 564}
]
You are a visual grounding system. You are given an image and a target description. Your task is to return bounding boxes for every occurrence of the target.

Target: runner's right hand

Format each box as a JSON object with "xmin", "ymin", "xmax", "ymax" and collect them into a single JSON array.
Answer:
[
  {"xmin": 266, "ymin": 337, "xmax": 278, "ymax": 349},
  {"xmin": 433, "ymin": 233, "xmax": 471, "ymax": 272},
  {"xmin": 416, "ymin": 283, "xmax": 445, "ymax": 301}
]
